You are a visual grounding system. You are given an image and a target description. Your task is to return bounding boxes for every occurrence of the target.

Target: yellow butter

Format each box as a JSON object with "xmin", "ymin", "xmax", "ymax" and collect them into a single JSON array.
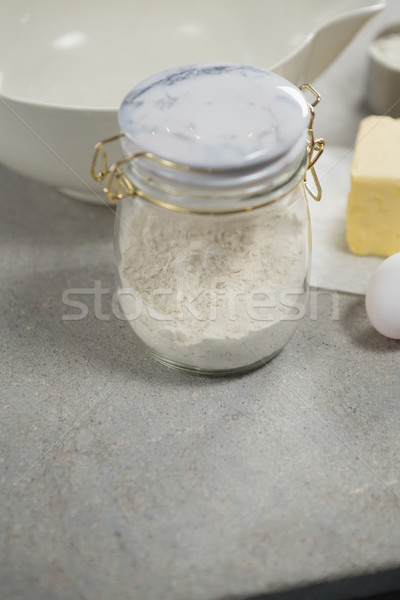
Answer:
[{"xmin": 347, "ymin": 115, "xmax": 400, "ymax": 257}]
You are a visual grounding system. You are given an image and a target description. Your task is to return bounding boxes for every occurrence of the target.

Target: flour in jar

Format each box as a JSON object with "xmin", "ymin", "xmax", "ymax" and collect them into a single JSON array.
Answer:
[{"xmin": 117, "ymin": 193, "xmax": 308, "ymax": 371}]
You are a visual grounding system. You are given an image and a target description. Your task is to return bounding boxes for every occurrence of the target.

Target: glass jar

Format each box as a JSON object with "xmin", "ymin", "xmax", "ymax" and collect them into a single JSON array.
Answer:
[{"xmin": 92, "ymin": 63, "xmax": 324, "ymax": 375}]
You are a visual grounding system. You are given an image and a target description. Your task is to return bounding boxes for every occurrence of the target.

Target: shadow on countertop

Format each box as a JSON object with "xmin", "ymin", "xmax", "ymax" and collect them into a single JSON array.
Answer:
[
  {"xmin": 339, "ymin": 294, "xmax": 400, "ymax": 354},
  {"xmin": 0, "ymin": 163, "xmax": 114, "ymax": 248},
  {"xmin": 220, "ymin": 567, "xmax": 400, "ymax": 600}
]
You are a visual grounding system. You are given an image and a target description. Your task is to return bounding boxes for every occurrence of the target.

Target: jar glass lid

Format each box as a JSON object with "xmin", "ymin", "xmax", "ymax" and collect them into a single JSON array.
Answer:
[{"xmin": 118, "ymin": 63, "xmax": 310, "ymax": 174}]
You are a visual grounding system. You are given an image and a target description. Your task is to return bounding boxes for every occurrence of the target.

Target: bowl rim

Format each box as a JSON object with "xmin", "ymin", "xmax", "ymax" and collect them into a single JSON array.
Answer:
[{"xmin": 0, "ymin": 0, "xmax": 386, "ymax": 112}]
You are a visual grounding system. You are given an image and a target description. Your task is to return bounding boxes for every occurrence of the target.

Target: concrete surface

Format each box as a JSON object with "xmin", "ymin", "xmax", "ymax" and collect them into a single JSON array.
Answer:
[{"xmin": 1, "ymin": 2, "xmax": 400, "ymax": 599}]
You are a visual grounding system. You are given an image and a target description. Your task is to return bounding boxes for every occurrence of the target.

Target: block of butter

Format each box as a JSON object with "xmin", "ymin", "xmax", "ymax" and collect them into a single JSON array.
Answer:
[{"xmin": 347, "ymin": 115, "xmax": 400, "ymax": 257}]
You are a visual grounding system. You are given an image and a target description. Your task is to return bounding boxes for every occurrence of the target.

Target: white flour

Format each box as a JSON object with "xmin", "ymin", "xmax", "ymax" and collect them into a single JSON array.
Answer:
[{"xmin": 117, "ymin": 193, "xmax": 308, "ymax": 372}]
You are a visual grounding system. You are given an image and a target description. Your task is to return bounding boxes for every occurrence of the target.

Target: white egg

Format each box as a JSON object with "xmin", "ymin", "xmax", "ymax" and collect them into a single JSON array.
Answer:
[{"xmin": 366, "ymin": 252, "xmax": 400, "ymax": 339}]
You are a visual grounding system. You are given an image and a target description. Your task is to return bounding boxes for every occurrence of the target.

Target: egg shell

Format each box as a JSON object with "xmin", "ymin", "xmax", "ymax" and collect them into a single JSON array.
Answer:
[{"xmin": 366, "ymin": 252, "xmax": 400, "ymax": 339}]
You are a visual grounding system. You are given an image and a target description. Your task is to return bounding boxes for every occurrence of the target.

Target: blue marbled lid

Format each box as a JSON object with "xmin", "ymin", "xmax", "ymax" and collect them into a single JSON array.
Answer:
[{"xmin": 119, "ymin": 63, "xmax": 310, "ymax": 172}]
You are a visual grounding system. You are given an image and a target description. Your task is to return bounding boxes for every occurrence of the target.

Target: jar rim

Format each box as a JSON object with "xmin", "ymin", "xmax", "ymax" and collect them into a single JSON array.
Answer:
[{"xmin": 119, "ymin": 147, "xmax": 308, "ymax": 215}]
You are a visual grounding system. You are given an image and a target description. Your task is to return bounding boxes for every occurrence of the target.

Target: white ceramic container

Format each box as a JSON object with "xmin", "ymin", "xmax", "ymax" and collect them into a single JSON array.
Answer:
[{"xmin": 367, "ymin": 23, "xmax": 400, "ymax": 117}]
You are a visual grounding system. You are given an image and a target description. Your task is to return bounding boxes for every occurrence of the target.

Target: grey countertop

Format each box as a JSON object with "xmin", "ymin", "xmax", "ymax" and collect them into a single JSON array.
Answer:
[{"xmin": 1, "ymin": 2, "xmax": 400, "ymax": 599}]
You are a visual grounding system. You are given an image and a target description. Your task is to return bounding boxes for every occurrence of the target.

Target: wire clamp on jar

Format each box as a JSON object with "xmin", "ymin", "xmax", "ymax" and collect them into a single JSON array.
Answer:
[
  {"xmin": 91, "ymin": 133, "xmax": 135, "ymax": 202},
  {"xmin": 92, "ymin": 82, "xmax": 325, "ymax": 205},
  {"xmin": 300, "ymin": 83, "xmax": 325, "ymax": 202}
]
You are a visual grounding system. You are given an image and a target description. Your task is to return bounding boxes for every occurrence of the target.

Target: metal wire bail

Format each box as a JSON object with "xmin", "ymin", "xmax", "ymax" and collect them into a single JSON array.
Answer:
[
  {"xmin": 91, "ymin": 83, "xmax": 325, "ymax": 207},
  {"xmin": 300, "ymin": 83, "xmax": 325, "ymax": 202}
]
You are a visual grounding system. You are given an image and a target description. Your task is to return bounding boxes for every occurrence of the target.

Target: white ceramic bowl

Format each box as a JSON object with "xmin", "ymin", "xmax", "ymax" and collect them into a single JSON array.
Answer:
[{"xmin": 0, "ymin": 0, "xmax": 385, "ymax": 203}]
